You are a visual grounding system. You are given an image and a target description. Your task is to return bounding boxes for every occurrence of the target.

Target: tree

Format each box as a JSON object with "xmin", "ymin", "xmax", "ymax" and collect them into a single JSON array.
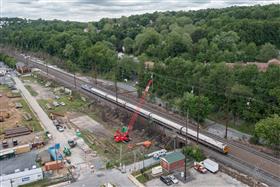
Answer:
[
  {"xmin": 213, "ymin": 31, "xmax": 240, "ymax": 51},
  {"xmin": 63, "ymin": 44, "xmax": 74, "ymax": 59},
  {"xmin": 177, "ymin": 92, "xmax": 212, "ymax": 122},
  {"xmin": 256, "ymin": 43, "xmax": 278, "ymax": 62},
  {"xmin": 182, "ymin": 145, "xmax": 205, "ymax": 162},
  {"xmin": 123, "ymin": 37, "xmax": 134, "ymax": 54},
  {"xmin": 117, "ymin": 56, "xmax": 139, "ymax": 81},
  {"xmin": 134, "ymin": 28, "xmax": 161, "ymax": 55},
  {"xmin": 244, "ymin": 42, "xmax": 258, "ymax": 61},
  {"xmin": 165, "ymin": 31, "xmax": 193, "ymax": 57},
  {"xmin": 82, "ymin": 41, "xmax": 117, "ymax": 73},
  {"xmin": 255, "ymin": 115, "xmax": 280, "ymax": 150}
]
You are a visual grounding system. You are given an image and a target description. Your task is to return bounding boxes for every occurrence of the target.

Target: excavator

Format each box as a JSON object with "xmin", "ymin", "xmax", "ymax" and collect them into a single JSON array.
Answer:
[{"xmin": 114, "ymin": 79, "xmax": 153, "ymax": 147}]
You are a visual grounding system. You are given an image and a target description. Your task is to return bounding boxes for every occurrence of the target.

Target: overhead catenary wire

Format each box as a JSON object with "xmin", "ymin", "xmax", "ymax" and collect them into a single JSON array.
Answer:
[{"xmin": 137, "ymin": 70, "xmax": 280, "ymax": 112}]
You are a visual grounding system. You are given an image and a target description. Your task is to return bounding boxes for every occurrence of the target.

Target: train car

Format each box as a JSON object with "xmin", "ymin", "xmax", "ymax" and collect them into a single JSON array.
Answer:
[{"xmin": 81, "ymin": 84, "xmax": 229, "ymax": 154}]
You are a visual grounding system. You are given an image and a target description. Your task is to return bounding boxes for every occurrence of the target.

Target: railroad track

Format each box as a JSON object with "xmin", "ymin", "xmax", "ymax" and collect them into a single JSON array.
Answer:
[
  {"xmin": 227, "ymin": 154, "xmax": 280, "ymax": 185},
  {"xmin": 30, "ymin": 58, "xmax": 280, "ymax": 160},
  {"xmin": 9, "ymin": 54, "xmax": 280, "ymax": 186}
]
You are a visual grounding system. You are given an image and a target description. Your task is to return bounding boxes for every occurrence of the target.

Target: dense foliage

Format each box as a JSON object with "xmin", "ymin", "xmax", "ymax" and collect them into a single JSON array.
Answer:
[
  {"xmin": 255, "ymin": 115, "xmax": 280, "ymax": 150},
  {"xmin": 0, "ymin": 53, "xmax": 16, "ymax": 68},
  {"xmin": 0, "ymin": 4, "xmax": 279, "ymax": 131},
  {"xmin": 182, "ymin": 145, "xmax": 205, "ymax": 162}
]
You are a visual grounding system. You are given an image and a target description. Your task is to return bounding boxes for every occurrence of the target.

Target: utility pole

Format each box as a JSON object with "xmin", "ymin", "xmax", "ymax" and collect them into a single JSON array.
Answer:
[
  {"xmin": 184, "ymin": 109, "xmax": 189, "ymax": 182},
  {"xmin": 119, "ymin": 144, "xmax": 122, "ymax": 168},
  {"xmin": 133, "ymin": 151, "xmax": 136, "ymax": 171},
  {"xmin": 196, "ymin": 81, "xmax": 201, "ymax": 144},
  {"xmin": 115, "ymin": 61, "xmax": 118, "ymax": 103},
  {"xmin": 225, "ymin": 89, "xmax": 230, "ymax": 139},
  {"xmin": 92, "ymin": 64, "xmax": 97, "ymax": 85},
  {"xmin": 45, "ymin": 61, "xmax": 48, "ymax": 76},
  {"xmin": 73, "ymin": 72, "xmax": 77, "ymax": 89}
]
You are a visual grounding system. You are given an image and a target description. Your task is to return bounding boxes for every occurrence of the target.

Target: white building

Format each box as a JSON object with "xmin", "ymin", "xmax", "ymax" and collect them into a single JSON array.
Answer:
[{"xmin": 0, "ymin": 168, "xmax": 43, "ymax": 187}]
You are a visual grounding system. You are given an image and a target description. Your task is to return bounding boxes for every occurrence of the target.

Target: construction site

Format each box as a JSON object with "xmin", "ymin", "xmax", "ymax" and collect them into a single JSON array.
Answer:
[
  {"xmin": 22, "ymin": 73, "xmax": 176, "ymax": 166},
  {"xmin": 0, "ymin": 81, "xmax": 44, "ymax": 151},
  {"xmin": 1, "ymin": 56, "xmax": 277, "ymax": 187},
  {"xmin": 17, "ymin": 70, "xmax": 253, "ymax": 187}
]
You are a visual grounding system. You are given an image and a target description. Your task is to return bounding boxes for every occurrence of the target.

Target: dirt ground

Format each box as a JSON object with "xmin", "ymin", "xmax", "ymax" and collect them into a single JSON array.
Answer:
[
  {"xmin": 23, "ymin": 79, "xmax": 55, "ymax": 100},
  {"xmin": 19, "ymin": 74, "xmax": 173, "ymax": 166},
  {"xmin": 0, "ymin": 92, "xmax": 23, "ymax": 135}
]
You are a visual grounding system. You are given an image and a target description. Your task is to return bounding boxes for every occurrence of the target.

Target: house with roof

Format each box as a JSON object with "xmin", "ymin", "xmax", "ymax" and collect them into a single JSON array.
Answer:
[{"xmin": 160, "ymin": 151, "xmax": 185, "ymax": 173}]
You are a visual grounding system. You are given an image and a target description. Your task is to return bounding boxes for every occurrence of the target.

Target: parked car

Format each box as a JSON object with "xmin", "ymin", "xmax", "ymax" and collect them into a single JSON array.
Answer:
[
  {"xmin": 194, "ymin": 162, "xmax": 207, "ymax": 174},
  {"xmin": 57, "ymin": 125, "xmax": 64, "ymax": 132},
  {"xmin": 168, "ymin": 175, "xmax": 179, "ymax": 184},
  {"xmin": 68, "ymin": 139, "xmax": 77, "ymax": 148},
  {"xmin": 160, "ymin": 176, "xmax": 172, "ymax": 186}
]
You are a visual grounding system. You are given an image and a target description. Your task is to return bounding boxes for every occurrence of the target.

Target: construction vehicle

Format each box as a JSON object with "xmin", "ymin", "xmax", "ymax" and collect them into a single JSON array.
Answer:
[
  {"xmin": 114, "ymin": 79, "xmax": 153, "ymax": 143},
  {"xmin": 128, "ymin": 141, "xmax": 152, "ymax": 149},
  {"xmin": 63, "ymin": 146, "xmax": 71, "ymax": 156}
]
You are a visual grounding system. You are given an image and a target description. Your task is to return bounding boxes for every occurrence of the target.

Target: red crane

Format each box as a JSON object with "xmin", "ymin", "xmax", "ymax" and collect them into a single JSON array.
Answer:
[{"xmin": 114, "ymin": 79, "xmax": 153, "ymax": 143}]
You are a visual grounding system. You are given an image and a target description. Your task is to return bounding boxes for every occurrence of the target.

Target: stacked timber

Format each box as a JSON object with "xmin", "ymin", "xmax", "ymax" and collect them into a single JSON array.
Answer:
[{"xmin": 4, "ymin": 126, "xmax": 32, "ymax": 138}]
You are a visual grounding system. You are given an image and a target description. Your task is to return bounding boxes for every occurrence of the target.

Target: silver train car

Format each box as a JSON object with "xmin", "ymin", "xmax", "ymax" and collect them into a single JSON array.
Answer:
[{"xmin": 81, "ymin": 84, "xmax": 229, "ymax": 154}]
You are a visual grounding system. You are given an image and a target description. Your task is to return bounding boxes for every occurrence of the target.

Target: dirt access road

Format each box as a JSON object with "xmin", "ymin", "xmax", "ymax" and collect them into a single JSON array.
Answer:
[{"xmin": 13, "ymin": 76, "xmax": 93, "ymax": 168}]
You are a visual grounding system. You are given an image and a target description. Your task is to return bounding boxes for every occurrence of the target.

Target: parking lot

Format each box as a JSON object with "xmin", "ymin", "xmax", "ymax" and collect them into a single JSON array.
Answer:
[{"xmin": 146, "ymin": 169, "xmax": 248, "ymax": 187}]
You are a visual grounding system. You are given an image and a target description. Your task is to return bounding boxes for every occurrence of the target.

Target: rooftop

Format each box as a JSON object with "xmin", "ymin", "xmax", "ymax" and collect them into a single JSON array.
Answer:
[
  {"xmin": 0, "ymin": 151, "xmax": 37, "ymax": 175},
  {"xmin": 161, "ymin": 151, "xmax": 185, "ymax": 164}
]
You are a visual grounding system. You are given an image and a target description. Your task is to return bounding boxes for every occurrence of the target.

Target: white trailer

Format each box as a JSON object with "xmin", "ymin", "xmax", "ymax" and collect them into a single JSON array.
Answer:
[
  {"xmin": 203, "ymin": 159, "xmax": 219, "ymax": 173},
  {"xmin": 0, "ymin": 168, "xmax": 43, "ymax": 187}
]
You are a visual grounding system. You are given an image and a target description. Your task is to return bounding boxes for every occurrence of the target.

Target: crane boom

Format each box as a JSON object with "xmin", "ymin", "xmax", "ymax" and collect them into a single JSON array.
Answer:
[
  {"xmin": 114, "ymin": 79, "xmax": 153, "ymax": 142},
  {"xmin": 126, "ymin": 79, "xmax": 153, "ymax": 135}
]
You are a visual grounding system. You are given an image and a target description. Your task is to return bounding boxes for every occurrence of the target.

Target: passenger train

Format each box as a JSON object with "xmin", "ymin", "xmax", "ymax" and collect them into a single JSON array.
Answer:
[{"xmin": 81, "ymin": 84, "xmax": 229, "ymax": 154}]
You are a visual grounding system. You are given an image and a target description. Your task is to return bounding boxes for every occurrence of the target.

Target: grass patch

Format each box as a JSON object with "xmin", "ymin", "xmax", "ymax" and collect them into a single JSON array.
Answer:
[
  {"xmin": 208, "ymin": 112, "xmax": 255, "ymax": 135},
  {"xmin": 0, "ymin": 85, "xmax": 9, "ymax": 92},
  {"xmin": 19, "ymin": 179, "xmax": 48, "ymax": 187},
  {"xmin": 18, "ymin": 99, "xmax": 43, "ymax": 132},
  {"xmin": 25, "ymin": 85, "xmax": 38, "ymax": 96},
  {"xmin": 136, "ymin": 174, "xmax": 150, "ymax": 183},
  {"xmin": 19, "ymin": 177, "xmax": 69, "ymax": 187},
  {"xmin": 38, "ymin": 93, "xmax": 86, "ymax": 114},
  {"xmin": 228, "ymin": 122, "xmax": 255, "ymax": 135}
]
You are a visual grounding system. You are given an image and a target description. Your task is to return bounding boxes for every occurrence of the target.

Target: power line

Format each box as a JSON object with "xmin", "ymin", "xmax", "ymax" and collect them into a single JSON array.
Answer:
[{"xmin": 137, "ymin": 71, "xmax": 280, "ymax": 111}]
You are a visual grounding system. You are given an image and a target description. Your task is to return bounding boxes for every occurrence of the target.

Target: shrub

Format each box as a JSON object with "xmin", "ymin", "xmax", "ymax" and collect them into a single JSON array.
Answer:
[{"xmin": 182, "ymin": 145, "xmax": 205, "ymax": 162}]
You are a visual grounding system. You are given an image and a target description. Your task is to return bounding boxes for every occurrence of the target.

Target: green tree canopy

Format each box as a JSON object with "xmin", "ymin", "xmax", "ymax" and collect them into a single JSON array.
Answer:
[
  {"xmin": 177, "ymin": 92, "xmax": 212, "ymax": 122},
  {"xmin": 256, "ymin": 43, "xmax": 278, "ymax": 62},
  {"xmin": 255, "ymin": 114, "xmax": 280, "ymax": 149}
]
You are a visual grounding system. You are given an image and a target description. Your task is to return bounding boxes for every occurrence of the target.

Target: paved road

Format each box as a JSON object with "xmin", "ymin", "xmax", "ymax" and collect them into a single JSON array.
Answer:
[{"xmin": 67, "ymin": 155, "xmax": 160, "ymax": 187}]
